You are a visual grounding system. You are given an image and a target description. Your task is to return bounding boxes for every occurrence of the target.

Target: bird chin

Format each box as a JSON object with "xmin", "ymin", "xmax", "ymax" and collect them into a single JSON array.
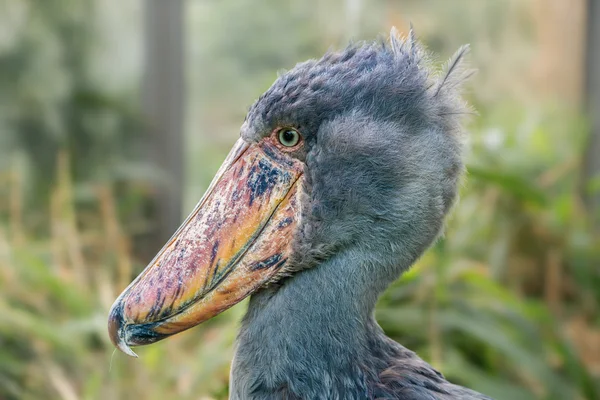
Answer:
[{"xmin": 108, "ymin": 137, "xmax": 304, "ymax": 357}]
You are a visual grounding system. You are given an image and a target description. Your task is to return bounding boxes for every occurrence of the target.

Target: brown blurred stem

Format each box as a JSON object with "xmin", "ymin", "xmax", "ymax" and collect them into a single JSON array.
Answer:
[
  {"xmin": 584, "ymin": 0, "xmax": 600, "ymax": 229},
  {"xmin": 141, "ymin": 0, "xmax": 186, "ymax": 257}
]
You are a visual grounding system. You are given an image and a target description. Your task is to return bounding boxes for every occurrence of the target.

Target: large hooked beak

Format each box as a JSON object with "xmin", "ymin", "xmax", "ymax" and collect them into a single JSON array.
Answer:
[{"xmin": 108, "ymin": 138, "xmax": 304, "ymax": 357}]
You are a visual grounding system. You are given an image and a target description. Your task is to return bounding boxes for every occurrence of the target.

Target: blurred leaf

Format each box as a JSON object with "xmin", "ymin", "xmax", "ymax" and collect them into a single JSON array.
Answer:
[{"xmin": 468, "ymin": 166, "xmax": 547, "ymax": 206}]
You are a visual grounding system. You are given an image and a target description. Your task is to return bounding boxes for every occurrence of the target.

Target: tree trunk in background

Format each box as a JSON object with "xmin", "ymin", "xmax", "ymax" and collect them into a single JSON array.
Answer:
[
  {"xmin": 584, "ymin": 0, "xmax": 600, "ymax": 227},
  {"xmin": 531, "ymin": 0, "xmax": 587, "ymax": 105},
  {"xmin": 142, "ymin": 0, "xmax": 185, "ymax": 256}
]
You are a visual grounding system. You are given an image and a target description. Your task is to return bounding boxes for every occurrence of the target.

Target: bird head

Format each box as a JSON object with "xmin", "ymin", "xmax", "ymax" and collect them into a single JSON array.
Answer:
[{"xmin": 108, "ymin": 28, "xmax": 472, "ymax": 357}]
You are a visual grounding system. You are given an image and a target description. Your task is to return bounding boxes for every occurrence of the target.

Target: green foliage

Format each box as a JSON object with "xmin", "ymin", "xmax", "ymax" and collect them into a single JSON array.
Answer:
[{"xmin": 0, "ymin": 0, "xmax": 143, "ymax": 217}]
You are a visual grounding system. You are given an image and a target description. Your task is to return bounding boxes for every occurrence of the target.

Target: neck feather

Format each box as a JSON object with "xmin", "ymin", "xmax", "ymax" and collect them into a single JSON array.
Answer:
[{"xmin": 230, "ymin": 249, "xmax": 405, "ymax": 399}]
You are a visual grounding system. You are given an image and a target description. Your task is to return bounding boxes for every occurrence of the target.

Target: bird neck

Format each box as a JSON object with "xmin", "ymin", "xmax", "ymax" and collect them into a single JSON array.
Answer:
[{"xmin": 230, "ymin": 249, "xmax": 401, "ymax": 399}]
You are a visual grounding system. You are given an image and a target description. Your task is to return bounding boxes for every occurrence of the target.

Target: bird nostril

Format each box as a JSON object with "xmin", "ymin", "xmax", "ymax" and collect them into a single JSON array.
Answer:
[{"xmin": 108, "ymin": 302, "xmax": 138, "ymax": 358}]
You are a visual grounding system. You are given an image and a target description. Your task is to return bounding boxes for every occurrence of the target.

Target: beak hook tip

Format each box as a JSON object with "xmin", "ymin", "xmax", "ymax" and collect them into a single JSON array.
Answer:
[
  {"xmin": 116, "ymin": 341, "xmax": 139, "ymax": 358},
  {"xmin": 108, "ymin": 302, "xmax": 139, "ymax": 358}
]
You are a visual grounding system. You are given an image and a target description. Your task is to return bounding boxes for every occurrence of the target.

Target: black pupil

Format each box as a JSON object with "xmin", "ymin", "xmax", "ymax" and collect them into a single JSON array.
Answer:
[{"xmin": 282, "ymin": 130, "xmax": 296, "ymax": 144}]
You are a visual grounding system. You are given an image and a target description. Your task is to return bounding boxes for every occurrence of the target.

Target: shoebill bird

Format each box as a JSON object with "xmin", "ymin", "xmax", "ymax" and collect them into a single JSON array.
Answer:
[{"xmin": 109, "ymin": 28, "xmax": 491, "ymax": 399}]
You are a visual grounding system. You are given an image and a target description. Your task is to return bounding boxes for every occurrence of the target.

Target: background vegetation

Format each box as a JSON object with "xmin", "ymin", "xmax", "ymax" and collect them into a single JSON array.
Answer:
[{"xmin": 0, "ymin": 0, "xmax": 598, "ymax": 399}]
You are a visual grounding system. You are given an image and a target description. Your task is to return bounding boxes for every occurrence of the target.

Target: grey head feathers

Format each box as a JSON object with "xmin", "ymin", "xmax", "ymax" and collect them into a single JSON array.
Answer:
[
  {"xmin": 242, "ymin": 26, "xmax": 472, "ymax": 145},
  {"xmin": 240, "ymin": 27, "xmax": 474, "ymax": 280}
]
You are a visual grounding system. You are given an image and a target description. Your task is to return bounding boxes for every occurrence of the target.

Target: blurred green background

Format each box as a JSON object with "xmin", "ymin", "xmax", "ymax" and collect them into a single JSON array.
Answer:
[{"xmin": 1, "ymin": 0, "xmax": 599, "ymax": 399}]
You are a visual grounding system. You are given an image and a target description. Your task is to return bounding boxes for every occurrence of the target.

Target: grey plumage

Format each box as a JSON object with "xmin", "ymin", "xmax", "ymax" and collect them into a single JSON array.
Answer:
[
  {"xmin": 432, "ymin": 44, "xmax": 475, "ymax": 97},
  {"xmin": 232, "ymin": 28, "xmax": 491, "ymax": 399}
]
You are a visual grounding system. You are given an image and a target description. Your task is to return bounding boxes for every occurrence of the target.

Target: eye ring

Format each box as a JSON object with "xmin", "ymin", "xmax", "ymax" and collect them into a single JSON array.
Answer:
[{"xmin": 276, "ymin": 128, "xmax": 302, "ymax": 148}]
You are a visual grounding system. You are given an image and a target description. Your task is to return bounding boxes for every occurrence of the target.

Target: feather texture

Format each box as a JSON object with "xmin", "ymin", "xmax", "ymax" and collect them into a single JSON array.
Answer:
[{"xmin": 433, "ymin": 44, "xmax": 475, "ymax": 96}]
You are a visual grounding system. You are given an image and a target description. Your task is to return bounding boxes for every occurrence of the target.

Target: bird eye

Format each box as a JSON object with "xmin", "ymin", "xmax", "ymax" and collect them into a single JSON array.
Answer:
[{"xmin": 277, "ymin": 128, "xmax": 301, "ymax": 148}]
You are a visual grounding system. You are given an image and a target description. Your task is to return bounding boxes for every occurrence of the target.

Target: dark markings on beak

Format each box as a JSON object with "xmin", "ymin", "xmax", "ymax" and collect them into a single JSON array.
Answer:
[
  {"xmin": 147, "ymin": 288, "xmax": 165, "ymax": 320},
  {"xmin": 172, "ymin": 276, "xmax": 183, "ymax": 305},
  {"xmin": 261, "ymin": 143, "xmax": 297, "ymax": 168},
  {"xmin": 177, "ymin": 247, "xmax": 187, "ymax": 265},
  {"xmin": 250, "ymin": 253, "xmax": 287, "ymax": 271},
  {"xmin": 171, "ymin": 250, "xmax": 186, "ymax": 302},
  {"xmin": 127, "ymin": 322, "xmax": 171, "ymax": 345},
  {"xmin": 211, "ymin": 260, "xmax": 221, "ymax": 286},
  {"xmin": 202, "ymin": 241, "xmax": 220, "ymax": 292},
  {"xmin": 209, "ymin": 241, "xmax": 220, "ymax": 268},
  {"xmin": 237, "ymin": 165, "xmax": 245, "ymax": 177},
  {"xmin": 247, "ymin": 159, "xmax": 282, "ymax": 207},
  {"xmin": 278, "ymin": 217, "xmax": 293, "ymax": 229}
]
